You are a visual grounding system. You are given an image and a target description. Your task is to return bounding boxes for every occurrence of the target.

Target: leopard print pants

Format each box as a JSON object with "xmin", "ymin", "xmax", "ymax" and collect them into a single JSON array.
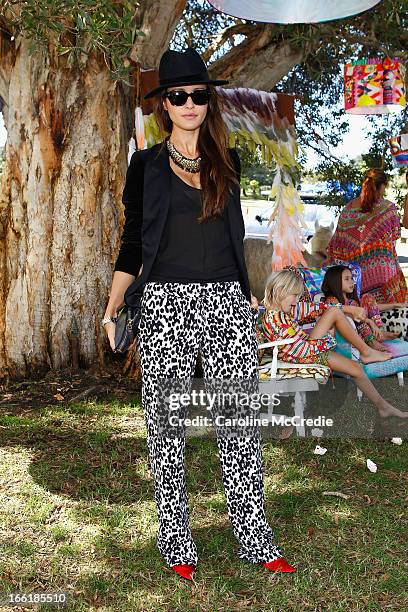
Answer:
[{"xmin": 138, "ymin": 280, "xmax": 283, "ymax": 567}]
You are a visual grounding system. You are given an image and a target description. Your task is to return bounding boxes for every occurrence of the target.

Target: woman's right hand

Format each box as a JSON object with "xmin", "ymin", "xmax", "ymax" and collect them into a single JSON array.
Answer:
[{"xmin": 104, "ymin": 321, "xmax": 116, "ymax": 351}]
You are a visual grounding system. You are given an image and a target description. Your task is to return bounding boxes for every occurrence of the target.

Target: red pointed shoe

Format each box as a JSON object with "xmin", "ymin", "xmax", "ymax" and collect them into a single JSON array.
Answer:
[
  {"xmin": 172, "ymin": 564, "xmax": 196, "ymax": 581},
  {"xmin": 262, "ymin": 558, "xmax": 296, "ymax": 573}
]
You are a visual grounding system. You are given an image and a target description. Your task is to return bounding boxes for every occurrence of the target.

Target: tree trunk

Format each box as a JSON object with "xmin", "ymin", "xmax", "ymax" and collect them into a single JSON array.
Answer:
[
  {"xmin": 0, "ymin": 38, "xmax": 132, "ymax": 378},
  {"xmin": 0, "ymin": 3, "xmax": 184, "ymax": 380}
]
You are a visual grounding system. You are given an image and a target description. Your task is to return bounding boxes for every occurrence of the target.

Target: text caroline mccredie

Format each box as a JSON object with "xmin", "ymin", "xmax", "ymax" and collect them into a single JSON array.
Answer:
[{"xmin": 168, "ymin": 414, "xmax": 334, "ymax": 428}]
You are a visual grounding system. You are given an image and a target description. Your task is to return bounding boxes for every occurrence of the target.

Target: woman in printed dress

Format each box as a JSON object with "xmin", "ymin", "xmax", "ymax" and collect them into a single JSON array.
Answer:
[{"xmin": 327, "ymin": 169, "xmax": 407, "ymax": 304}]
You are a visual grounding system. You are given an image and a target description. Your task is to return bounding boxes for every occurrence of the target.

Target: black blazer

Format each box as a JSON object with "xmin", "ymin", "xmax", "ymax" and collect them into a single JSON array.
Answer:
[{"xmin": 114, "ymin": 141, "xmax": 251, "ymax": 306}]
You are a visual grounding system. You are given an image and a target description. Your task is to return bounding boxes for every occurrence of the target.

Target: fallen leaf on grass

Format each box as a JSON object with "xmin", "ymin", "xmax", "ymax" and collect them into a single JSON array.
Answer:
[
  {"xmin": 363, "ymin": 494, "xmax": 372, "ymax": 505},
  {"xmin": 322, "ymin": 491, "xmax": 350, "ymax": 499},
  {"xmin": 53, "ymin": 393, "xmax": 65, "ymax": 401},
  {"xmin": 307, "ymin": 527, "xmax": 314, "ymax": 537}
]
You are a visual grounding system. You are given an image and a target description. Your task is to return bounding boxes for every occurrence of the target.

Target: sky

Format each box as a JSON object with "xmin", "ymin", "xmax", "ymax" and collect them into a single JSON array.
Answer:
[
  {"xmin": 305, "ymin": 113, "xmax": 371, "ymax": 169},
  {"xmin": 0, "ymin": 107, "xmax": 372, "ymax": 167}
]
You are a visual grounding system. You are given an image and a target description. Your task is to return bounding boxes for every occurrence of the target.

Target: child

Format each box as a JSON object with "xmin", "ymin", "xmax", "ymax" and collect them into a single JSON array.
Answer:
[
  {"xmin": 256, "ymin": 269, "xmax": 407, "ymax": 421},
  {"xmin": 321, "ymin": 265, "xmax": 401, "ymax": 351}
]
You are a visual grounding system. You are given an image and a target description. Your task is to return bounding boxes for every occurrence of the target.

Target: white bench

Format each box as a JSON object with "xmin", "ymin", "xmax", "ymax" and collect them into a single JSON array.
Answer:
[{"xmin": 257, "ymin": 338, "xmax": 330, "ymax": 437}]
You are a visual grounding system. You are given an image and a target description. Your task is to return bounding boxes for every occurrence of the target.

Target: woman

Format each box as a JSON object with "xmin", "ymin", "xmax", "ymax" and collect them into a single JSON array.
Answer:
[
  {"xmin": 102, "ymin": 48, "xmax": 295, "ymax": 581},
  {"xmin": 327, "ymin": 169, "xmax": 407, "ymax": 304}
]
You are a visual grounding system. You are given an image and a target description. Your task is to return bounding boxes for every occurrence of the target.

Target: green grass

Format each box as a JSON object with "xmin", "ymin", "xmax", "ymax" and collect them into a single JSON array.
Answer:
[{"xmin": 0, "ymin": 397, "xmax": 407, "ymax": 611}]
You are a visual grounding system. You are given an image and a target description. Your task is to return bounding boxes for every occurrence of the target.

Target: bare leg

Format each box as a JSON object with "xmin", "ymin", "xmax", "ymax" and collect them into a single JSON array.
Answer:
[
  {"xmin": 328, "ymin": 353, "xmax": 408, "ymax": 419},
  {"xmin": 309, "ymin": 309, "xmax": 392, "ymax": 363}
]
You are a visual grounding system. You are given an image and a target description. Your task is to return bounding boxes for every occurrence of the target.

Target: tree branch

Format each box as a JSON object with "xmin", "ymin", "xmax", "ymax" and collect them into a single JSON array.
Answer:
[
  {"xmin": 329, "ymin": 30, "xmax": 408, "ymax": 59},
  {"xmin": 201, "ymin": 22, "xmax": 254, "ymax": 63},
  {"xmin": 130, "ymin": 0, "xmax": 187, "ymax": 67},
  {"xmin": 210, "ymin": 27, "xmax": 305, "ymax": 90}
]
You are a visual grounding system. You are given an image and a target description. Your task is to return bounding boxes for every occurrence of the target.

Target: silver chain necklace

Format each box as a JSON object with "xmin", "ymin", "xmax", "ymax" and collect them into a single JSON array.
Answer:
[{"xmin": 166, "ymin": 137, "xmax": 201, "ymax": 174}]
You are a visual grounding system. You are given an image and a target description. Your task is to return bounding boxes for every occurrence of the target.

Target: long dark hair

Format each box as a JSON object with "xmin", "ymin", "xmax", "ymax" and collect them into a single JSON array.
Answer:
[
  {"xmin": 360, "ymin": 168, "xmax": 389, "ymax": 213},
  {"xmin": 154, "ymin": 85, "xmax": 238, "ymax": 222},
  {"xmin": 321, "ymin": 265, "xmax": 359, "ymax": 305}
]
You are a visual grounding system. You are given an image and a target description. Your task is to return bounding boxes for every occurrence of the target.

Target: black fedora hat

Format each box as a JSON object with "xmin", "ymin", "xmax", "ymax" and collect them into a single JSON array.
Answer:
[{"xmin": 144, "ymin": 47, "xmax": 229, "ymax": 99}]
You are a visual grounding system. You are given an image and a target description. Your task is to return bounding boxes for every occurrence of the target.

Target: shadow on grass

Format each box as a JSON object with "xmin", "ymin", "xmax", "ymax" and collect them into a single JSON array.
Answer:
[{"xmin": 1, "ymin": 399, "xmax": 408, "ymax": 610}]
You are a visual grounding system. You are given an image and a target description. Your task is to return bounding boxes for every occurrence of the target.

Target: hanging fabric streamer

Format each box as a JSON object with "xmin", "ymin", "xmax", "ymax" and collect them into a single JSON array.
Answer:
[
  {"xmin": 268, "ymin": 167, "xmax": 307, "ymax": 269},
  {"xmin": 344, "ymin": 58, "xmax": 406, "ymax": 115},
  {"xmin": 134, "ymin": 62, "xmax": 146, "ymax": 150},
  {"xmin": 208, "ymin": 0, "xmax": 382, "ymax": 24},
  {"xmin": 216, "ymin": 88, "xmax": 306, "ymax": 269},
  {"xmin": 135, "ymin": 107, "xmax": 145, "ymax": 150},
  {"xmin": 389, "ymin": 134, "xmax": 408, "ymax": 167}
]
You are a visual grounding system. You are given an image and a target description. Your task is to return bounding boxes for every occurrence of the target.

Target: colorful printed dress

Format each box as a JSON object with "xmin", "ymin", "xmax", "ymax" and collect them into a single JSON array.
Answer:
[
  {"xmin": 256, "ymin": 302, "xmax": 337, "ymax": 367},
  {"xmin": 327, "ymin": 199, "xmax": 407, "ymax": 304},
  {"xmin": 323, "ymin": 294, "xmax": 384, "ymax": 346}
]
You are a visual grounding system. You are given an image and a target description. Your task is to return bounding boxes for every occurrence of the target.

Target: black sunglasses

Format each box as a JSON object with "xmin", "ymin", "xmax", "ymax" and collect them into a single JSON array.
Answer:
[{"xmin": 164, "ymin": 88, "xmax": 210, "ymax": 106}]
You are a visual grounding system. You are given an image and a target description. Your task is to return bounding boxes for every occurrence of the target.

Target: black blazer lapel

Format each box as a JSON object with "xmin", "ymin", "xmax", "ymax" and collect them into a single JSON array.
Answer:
[
  {"xmin": 141, "ymin": 143, "xmax": 171, "ymax": 263},
  {"xmin": 225, "ymin": 186, "xmax": 251, "ymax": 302},
  {"xmin": 124, "ymin": 142, "xmax": 171, "ymax": 304}
]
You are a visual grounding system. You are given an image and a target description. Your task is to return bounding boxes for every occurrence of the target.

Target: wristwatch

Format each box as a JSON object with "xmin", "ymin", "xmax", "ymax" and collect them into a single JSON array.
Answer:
[{"xmin": 102, "ymin": 315, "xmax": 117, "ymax": 326}]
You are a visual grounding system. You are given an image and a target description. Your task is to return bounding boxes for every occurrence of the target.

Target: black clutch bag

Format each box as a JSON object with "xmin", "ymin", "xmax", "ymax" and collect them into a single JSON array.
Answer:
[{"xmin": 114, "ymin": 293, "xmax": 143, "ymax": 354}]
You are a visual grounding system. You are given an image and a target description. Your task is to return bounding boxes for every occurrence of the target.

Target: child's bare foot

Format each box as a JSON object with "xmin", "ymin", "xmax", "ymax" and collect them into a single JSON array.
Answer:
[
  {"xmin": 360, "ymin": 347, "xmax": 392, "ymax": 364},
  {"xmin": 370, "ymin": 340, "xmax": 389, "ymax": 352},
  {"xmin": 383, "ymin": 331, "xmax": 401, "ymax": 340},
  {"xmin": 378, "ymin": 402, "xmax": 408, "ymax": 419}
]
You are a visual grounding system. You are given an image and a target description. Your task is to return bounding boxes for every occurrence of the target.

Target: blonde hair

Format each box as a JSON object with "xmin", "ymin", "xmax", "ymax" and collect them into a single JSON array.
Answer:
[{"xmin": 264, "ymin": 270, "xmax": 304, "ymax": 310}]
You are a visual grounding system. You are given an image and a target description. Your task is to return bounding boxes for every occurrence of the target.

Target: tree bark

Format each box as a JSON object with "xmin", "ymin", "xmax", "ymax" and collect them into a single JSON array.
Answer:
[
  {"xmin": 0, "ymin": 38, "xmax": 132, "ymax": 377},
  {"xmin": 209, "ymin": 27, "xmax": 304, "ymax": 90},
  {"xmin": 130, "ymin": 0, "xmax": 187, "ymax": 67}
]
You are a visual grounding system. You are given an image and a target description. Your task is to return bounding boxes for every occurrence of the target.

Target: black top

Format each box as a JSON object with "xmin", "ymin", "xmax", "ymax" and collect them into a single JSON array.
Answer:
[
  {"xmin": 113, "ymin": 144, "xmax": 252, "ymax": 305},
  {"xmin": 148, "ymin": 170, "xmax": 240, "ymax": 283}
]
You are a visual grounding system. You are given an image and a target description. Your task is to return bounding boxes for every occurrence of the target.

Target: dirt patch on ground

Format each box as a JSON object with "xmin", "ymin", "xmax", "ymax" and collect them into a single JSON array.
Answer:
[{"xmin": 0, "ymin": 357, "xmax": 141, "ymax": 413}]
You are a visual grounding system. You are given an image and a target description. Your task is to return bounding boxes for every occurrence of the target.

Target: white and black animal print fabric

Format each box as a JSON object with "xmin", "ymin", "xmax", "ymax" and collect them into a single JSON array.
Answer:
[
  {"xmin": 138, "ymin": 280, "xmax": 283, "ymax": 567},
  {"xmin": 381, "ymin": 307, "xmax": 408, "ymax": 340}
]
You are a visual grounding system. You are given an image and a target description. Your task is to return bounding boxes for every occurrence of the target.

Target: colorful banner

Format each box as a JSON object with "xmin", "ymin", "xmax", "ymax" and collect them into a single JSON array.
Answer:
[
  {"xmin": 389, "ymin": 134, "xmax": 408, "ymax": 167},
  {"xmin": 344, "ymin": 58, "xmax": 406, "ymax": 115}
]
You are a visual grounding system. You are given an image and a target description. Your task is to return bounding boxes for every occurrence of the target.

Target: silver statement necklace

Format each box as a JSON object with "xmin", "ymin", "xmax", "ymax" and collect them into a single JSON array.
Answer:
[{"xmin": 166, "ymin": 137, "xmax": 201, "ymax": 174}]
